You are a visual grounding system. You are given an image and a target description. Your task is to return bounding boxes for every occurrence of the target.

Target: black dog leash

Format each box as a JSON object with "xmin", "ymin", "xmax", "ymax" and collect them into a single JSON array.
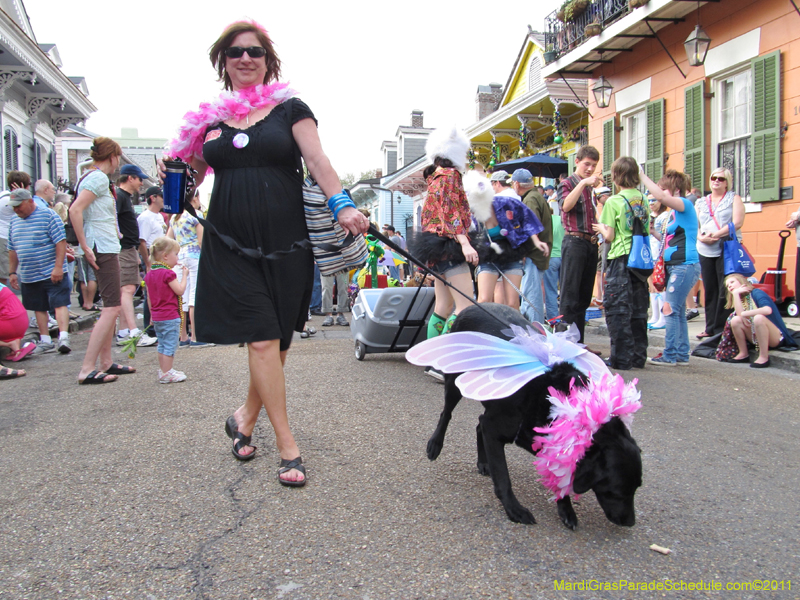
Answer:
[{"xmin": 366, "ymin": 225, "xmax": 510, "ymax": 330}]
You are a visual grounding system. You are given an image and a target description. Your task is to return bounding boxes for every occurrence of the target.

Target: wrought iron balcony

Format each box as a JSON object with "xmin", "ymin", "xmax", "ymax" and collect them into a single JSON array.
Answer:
[{"xmin": 544, "ymin": 0, "xmax": 633, "ymax": 64}]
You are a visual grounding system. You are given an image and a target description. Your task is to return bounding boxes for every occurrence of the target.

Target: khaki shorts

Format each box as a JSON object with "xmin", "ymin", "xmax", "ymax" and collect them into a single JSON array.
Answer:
[
  {"xmin": 94, "ymin": 252, "xmax": 121, "ymax": 308},
  {"xmin": 119, "ymin": 247, "xmax": 141, "ymax": 287}
]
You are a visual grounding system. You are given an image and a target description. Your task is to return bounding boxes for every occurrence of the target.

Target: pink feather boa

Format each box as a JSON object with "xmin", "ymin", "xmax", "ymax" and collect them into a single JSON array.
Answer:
[
  {"xmin": 165, "ymin": 82, "xmax": 297, "ymax": 163},
  {"xmin": 531, "ymin": 373, "xmax": 641, "ymax": 501}
]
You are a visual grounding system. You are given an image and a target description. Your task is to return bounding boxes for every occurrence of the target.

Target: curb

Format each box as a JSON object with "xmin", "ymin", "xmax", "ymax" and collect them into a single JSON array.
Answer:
[{"xmin": 585, "ymin": 319, "xmax": 800, "ymax": 375}]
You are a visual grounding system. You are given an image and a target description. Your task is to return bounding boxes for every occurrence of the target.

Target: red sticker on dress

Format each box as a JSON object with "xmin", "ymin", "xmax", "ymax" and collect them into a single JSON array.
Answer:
[{"xmin": 205, "ymin": 129, "xmax": 222, "ymax": 143}]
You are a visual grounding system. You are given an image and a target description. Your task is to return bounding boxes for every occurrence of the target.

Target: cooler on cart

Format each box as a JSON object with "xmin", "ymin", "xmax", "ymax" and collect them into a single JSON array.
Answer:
[{"xmin": 350, "ymin": 286, "xmax": 436, "ymax": 360}]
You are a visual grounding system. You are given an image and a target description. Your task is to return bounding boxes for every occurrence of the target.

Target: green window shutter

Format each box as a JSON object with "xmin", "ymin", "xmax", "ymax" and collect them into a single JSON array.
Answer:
[
  {"xmin": 602, "ymin": 116, "xmax": 617, "ymax": 189},
  {"xmin": 750, "ymin": 50, "xmax": 781, "ymax": 202},
  {"xmin": 684, "ymin": 82, "xmax": 705, "ymax": 193},
  {"xmin": 645, "ymin": 98, "xmax": 664, "ymax": 182}
]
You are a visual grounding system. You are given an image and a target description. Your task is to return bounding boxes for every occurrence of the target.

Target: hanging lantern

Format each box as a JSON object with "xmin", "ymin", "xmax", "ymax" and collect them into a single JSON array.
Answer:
[
  {"xmin": 592, "ymin": 76, "xmax": 614, "ymax": 109},
  {"xmin": 684, "ymin": 24, "xmax": 711, "ymax": 67}
]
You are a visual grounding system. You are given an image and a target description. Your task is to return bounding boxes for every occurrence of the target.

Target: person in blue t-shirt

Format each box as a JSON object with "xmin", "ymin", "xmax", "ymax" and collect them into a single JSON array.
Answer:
[
  {"xmin": 725, "ymin": 273, "xmax": 799, "ymax": 368},
  {"xmin": 640, "ymin": 169, "xmax": 700, "ymax": 366}
]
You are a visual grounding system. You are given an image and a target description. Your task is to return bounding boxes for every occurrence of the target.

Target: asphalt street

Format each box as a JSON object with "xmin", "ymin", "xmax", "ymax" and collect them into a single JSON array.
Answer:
[{"xmin": 1, "ymin": 324, "xmax": 798, "ymax": 600}]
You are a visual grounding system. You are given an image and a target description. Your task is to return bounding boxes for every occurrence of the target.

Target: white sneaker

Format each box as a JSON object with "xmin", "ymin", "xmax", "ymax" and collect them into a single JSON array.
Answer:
[
  {"xmin": 137, "ymin": 334, "xmax": 158, "ymax": 347},
  {"xmin": 115, "ymin": 334, "xmax": 130, "ymax": 346},
  {"xmin": 31, "ymin": 340, "xmax": 57, "ymax": 355},
  {"xmin": 158, "ymin": 368, "xmax": 187, "ymax": 384},
  {"xmin": 48, "ymin": 316, "xmax": 58, "ymax": 328}
]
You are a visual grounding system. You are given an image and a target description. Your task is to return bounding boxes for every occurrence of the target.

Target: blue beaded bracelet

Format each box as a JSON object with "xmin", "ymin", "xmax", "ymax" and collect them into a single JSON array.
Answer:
[{"xmin": 327, "ymin": 190, "xmax": 356, "ymax": 220}]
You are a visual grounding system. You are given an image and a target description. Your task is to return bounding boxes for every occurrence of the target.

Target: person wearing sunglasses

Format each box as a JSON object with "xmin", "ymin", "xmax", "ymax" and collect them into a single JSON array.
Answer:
[
  {"xmin": 694, "ymin": 168, "xmax": 744, "ymax": 340},
  {"xmin": 160, "ymin": 20, "xmax": 369, "ymax": 487}
]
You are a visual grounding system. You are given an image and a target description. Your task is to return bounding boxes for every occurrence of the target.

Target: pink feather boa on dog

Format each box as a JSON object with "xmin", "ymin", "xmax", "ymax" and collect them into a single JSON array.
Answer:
[
  {"xmin": 165, "ymin": 82, "xmax": 296, "ymax": 163},
  {"xmin": 531, "ymin": 374, "xmax": 641, "ymax": 500}
]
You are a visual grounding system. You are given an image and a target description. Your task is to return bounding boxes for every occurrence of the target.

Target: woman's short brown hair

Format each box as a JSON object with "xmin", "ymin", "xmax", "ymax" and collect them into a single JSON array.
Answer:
[
  {"xmin": 657, "ymin": 169, "xmax": 692, "ymax": 197},
  {"xmin": 209, "ymin": 21, "xmax": 281, "ymax": 91},
  {"xmin": 611, "ymin": 156, "xmax": 640, "ymax": 189},
  {"xmin": 91, "ymin": 137, "xmax": 121, "ymax": 163}
]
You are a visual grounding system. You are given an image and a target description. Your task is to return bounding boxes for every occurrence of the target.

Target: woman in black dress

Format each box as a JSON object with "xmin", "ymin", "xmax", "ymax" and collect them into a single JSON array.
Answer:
[{"xmin": 163, "ymin": 21, "xmax": 368, "ymax": 486}]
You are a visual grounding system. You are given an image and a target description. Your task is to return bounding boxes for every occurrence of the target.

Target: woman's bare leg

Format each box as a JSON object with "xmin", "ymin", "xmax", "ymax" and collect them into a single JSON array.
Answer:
[
  {"xmin": 233, "ymin": 341, "xmax": 303, "ymax": 483},
  {"xmin": 752, "ymin": 314, "xmax": 782, "ymax": 364},
  {"xmin": 477, "ymin": 272, "xmax": 498, "ymax": 304},
  {"xmin": 447, "ymin": 271, "xmax": 476, "ymax": 314},
  {"xmin": 433, "ymin": 278, "xmax": 455, "ymax": 318},
  {"xmin": 503, "ymin": 274, "xmax": 523, "ymax": 310},
  {"xmin": 78, "ymin": 306, "xmax": 120, "ymax": 381},
  {"xmin": 729, "ymin": 315, "xmax": 750, "ymax": 360}
]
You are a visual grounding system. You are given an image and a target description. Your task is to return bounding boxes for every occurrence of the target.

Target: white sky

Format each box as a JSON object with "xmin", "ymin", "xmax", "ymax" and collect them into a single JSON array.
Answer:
[{"xmin": 26, "ymin": 0, "xmax": 561, "ymax": 178}]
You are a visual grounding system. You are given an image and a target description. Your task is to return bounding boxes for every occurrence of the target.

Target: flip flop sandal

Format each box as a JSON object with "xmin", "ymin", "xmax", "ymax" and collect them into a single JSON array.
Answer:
[
  {"xmin": 278, "ymin": 457, "xmax": 306, "ymax": 487},
  {"xmin": 224, "ymin": 416, "xmax": 256, "ymax": 461},
  {"xmin": 78, "ymin": 370, "xmax": 118, "ymax": 384},
  {"xmin": 6, "ymin": 342, "xmax": 36, "ymax": 362},
  {"xmin": 0, "ymin": 367, "xmax": 26, "ymax": 379},
  {"xmin": 105, "ymin": 363, "xmax": 136, "ymax": 375}
]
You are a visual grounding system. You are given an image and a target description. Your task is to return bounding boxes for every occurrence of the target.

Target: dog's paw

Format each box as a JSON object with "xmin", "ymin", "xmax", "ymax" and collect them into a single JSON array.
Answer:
[
  {"xmin": 557, "ymin": 500, "xmax": 579, "ymax": 531},
  {"xmin": 477, "ymin": 461, "xmax": 490, "ymax": 476},
  {"xmin": 505, "ymin": 504, "xmax": 536, "ymax": 525},
  {"xmin": 426, "ymin": 437, "xmax": 443, "ymax": 461}
]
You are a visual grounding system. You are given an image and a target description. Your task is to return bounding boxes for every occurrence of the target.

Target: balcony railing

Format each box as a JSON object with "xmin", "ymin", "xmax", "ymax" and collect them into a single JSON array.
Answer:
[{"xmin": 544, "ymin": 0, "xmax": 632, "ymax": 64}]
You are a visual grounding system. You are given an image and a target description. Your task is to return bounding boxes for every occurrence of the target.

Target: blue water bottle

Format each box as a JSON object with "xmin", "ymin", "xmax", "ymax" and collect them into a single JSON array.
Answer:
[{"xmin": 162, "ymin": 159, "xmax": 188, "ymax": 214}]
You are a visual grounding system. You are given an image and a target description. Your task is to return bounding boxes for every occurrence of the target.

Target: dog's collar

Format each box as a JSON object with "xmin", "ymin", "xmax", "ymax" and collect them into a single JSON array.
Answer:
[{"xmin": 531, "ymin": 374, "xmax": 641, "ymax": 500}]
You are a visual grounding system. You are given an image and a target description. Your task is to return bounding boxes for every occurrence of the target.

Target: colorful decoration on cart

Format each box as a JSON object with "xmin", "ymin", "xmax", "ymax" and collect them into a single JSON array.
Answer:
[{"xmin": 365, "ymin": 235, "xmax": 385, "ymax": 288}]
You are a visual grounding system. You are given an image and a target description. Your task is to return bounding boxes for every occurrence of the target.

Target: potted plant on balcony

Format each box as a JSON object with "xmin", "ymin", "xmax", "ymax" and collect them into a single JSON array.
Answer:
[
  {"xmin": 557, "ymin": 0, "xmax": 591, "ymax": 23},
  {"xmin": 544, "ymin": 44, "xmax": 557, "ymax": 63},
  {"xmin": 585, "ymin": 20, "xmax": 602, "ymax": 37}
]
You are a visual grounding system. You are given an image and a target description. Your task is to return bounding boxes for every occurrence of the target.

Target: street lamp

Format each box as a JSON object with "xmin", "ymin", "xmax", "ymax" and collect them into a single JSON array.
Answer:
[
  {"xmin": 684, "ymin": 24, "xmax": 711, "ymax": 67},
  {"xmin": 592, "ymin": 76, "xmax": 613, "ymax": 109}
]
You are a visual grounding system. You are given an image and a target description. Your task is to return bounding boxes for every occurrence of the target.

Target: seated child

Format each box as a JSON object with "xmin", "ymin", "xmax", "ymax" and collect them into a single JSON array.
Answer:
[
  {"xmin": 724, "ymin": 273, "xmax": 798, "ymax": 368},
  {"xmin": 145, "ymin": 237, "xmax": 189, "ymax": 383}
]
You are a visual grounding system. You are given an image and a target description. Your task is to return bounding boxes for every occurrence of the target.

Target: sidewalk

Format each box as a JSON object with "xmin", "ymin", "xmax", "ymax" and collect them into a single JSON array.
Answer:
[{"xmin": 585, "ymin": 305, "xmax": 800, "ymax": 374}]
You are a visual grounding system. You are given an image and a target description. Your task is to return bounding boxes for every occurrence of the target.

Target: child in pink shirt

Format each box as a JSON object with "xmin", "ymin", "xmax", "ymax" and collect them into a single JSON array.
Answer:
[{"xmin": 145, "ymin": 237, "xmax": 189, "ymax": 383}]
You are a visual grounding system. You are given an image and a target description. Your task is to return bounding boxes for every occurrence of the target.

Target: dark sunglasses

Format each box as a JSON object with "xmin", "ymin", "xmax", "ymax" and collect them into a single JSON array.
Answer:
[
  {"xmin": 224, "ymin": 46, "xmax": 267, "ymax": 59},
  {"xmin": 709, "ymin": 176, "xmax": 727, "ymax": 182}
]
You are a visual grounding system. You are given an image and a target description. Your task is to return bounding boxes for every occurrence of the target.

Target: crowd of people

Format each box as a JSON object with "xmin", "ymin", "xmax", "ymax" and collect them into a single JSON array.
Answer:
[
  {"xmin": 2, "ymin": 20, "xmax": 799, "ymax": 493},
  {"xmin": 406, "ymin": 133, "xmax": 798, "ymax": 376},
  {"xmin": 0, "ymin": 145, "xmax": 215, "ymax": 383}
]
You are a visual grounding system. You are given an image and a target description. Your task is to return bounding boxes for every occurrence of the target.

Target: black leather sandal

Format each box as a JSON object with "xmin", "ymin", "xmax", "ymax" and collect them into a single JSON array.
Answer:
[
  {"xmin": 224, "ymin": 416, "xmax": 256, "ymax": 461},
  {"xmin": 278, "ymin": 457, "xmax": 306, "ymax": 487}
]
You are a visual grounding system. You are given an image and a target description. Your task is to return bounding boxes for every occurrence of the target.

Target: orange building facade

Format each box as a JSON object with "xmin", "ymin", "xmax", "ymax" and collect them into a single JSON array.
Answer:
[{"xmin": 542, "ymin": 0, "xmax": 799, "ymax": 281}]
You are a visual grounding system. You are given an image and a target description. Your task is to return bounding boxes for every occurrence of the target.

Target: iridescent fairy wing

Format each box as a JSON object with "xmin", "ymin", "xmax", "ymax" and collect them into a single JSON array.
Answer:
[
  {"xmin": 455, "ymin": 362, "xmax": 550, "ymax": 401},
  {"xmin": 406, "ymin": 332, "xmax": 547, "ymax": 401},
  {"xmin": 406, "ymin": 331, "xmax": 535, "ymax": 373}
]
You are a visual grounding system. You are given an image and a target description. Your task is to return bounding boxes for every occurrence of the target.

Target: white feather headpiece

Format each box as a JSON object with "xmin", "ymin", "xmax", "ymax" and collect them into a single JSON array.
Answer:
[
  {"xmin": 425, "ymin": 125, "xmax": 470, "ymax": 172},
  {"xmin": 463, "ymin": 171, "xmax": 495, "ymax": 224}
]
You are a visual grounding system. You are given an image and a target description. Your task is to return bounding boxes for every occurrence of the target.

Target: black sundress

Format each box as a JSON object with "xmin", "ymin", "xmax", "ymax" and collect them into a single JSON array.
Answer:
[{"xmin": 194, "ymin": 98, "xmax": 315, "ymax": 350}]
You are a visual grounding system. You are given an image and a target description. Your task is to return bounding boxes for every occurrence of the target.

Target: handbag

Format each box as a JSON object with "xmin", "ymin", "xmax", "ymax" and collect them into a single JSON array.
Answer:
[
  {"xmin": 302, "ymin": 178, "xmax": 368, "ymax": 276},
  {"xmin": 722, "ymin": 222, "xmax": 755, "ymax": 276},
  {"xmin": 288, "ymin": 99, "xmax": 367, "ymax": 276},
  {"xmin": 715, "ymin": 313, "xmax": 740, "ymax": 361},
  {"xmin": 651, "ymin": 216, "xmax": 668, "ymax": 291},
  {"xmin": 622, "ymin": 194, "xmax": 654, "ymax": 280}
]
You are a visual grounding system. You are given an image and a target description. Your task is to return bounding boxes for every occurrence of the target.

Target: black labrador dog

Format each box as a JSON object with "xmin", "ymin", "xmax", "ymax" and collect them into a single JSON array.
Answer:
[{"xmin": 426, "ymin": 303, "xmax": 642, "ymax": 529}]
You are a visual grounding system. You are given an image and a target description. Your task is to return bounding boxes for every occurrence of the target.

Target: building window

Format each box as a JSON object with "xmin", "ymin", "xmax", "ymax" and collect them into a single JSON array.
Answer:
[
  {"xmin": 624, "ymin": 109, "xmax": 647, "ymax": 169},
  {"xmin": 4, "ymin": 127, "xmax": 19, "ymax": 174},
  {"xmin": 528, "ymin": 55, "xmax": 542, "ymax": 91},
  {"xmin": 715, "ymin": 69, "xmax": 751, "ymax": 198}
]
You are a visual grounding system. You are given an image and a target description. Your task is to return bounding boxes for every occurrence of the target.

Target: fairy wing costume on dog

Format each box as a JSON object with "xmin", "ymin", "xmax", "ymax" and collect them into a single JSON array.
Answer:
[{"xmin": 407, "ymin": 323, "xmax": 641, "ymax": 500}]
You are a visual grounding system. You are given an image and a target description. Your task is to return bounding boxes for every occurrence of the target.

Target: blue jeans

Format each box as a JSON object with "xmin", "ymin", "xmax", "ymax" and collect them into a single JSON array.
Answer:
[
  {"xmin": 520, "ymin": 257, "xmax": 545, "ymax": 324},
  {"xmin": 543, "ymin": 257, "xmax": 561, "ymax": 321},
  {"xmin": 663, "ymin": 262, "xmax": 701, "ymax": 362},
  {"xmin": 310, "ymin": 263, "xmax": 322, "ymax": 311}
]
